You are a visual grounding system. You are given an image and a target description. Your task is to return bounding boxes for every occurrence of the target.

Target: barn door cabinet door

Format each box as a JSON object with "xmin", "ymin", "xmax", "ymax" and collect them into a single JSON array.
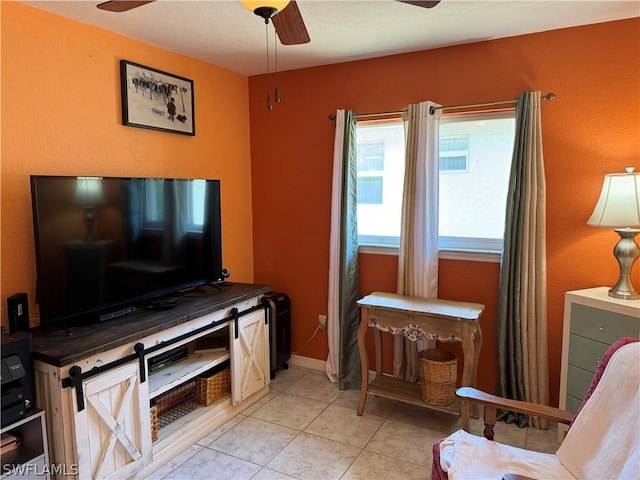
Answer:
[
  {"xmin": 230, "ymin": 309, "xmax": 270, "ymax": 405},
  {"xmin": 71, "ymin": 362, "xmax": 151, "ymax": 480}
]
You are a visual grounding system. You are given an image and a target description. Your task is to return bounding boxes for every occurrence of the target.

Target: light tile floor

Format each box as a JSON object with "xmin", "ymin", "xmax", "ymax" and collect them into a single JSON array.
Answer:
[{"xmin": 145, "ymin": 365, "xmax": 559, "ymax": 480}]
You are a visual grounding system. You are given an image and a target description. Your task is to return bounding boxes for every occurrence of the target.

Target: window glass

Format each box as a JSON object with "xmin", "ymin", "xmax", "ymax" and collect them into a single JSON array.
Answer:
[
  {"xmin": 355, "ymin": 111, "xmax": 515, "ymax": 253},
  {"xmin": 356, "ymin": 123, "xmax": 405, "ymax": 241},
  {"xmin": 439, "ymin": 113, "xmax": 515, "ymax": 242}
]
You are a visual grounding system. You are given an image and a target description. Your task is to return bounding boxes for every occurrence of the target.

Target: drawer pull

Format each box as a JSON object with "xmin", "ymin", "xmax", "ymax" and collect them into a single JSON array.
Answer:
[
  {"xmin": 596, "ymin": 357, "xmax": 602, "ymax": 364},
  {"xmin": 598, "ymin": 324, "xmax": 605, "ymax": 331}
]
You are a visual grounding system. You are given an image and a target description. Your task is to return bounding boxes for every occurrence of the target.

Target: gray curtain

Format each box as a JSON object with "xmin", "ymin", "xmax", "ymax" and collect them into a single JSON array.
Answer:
[
  {"xmin": 335, "ymin": 111, "xmax": 361, "ymax": 390},
  {"xmin": 497, "ymin": 91, "xmax": 549, "ymax": 429}
]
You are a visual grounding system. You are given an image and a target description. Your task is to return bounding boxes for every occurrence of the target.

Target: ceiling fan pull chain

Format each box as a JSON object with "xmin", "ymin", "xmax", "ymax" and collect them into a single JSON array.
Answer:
[
  {"xmin": 274, "ymin": 27, "xmax": 280, "ymax": 103},
  {"xmin": 265, "ymin": 22, "xmax": 272, "ymax": 110}
]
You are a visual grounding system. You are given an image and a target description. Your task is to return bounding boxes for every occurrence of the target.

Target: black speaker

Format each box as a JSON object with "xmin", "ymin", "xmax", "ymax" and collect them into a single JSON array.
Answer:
[
  {"xmin": 7, "ymin": 293, "xmax": 30, "ymax": 334},
  {"xmin": 263, "ymin": 292, "xmax": 291, "ymax": 379}
]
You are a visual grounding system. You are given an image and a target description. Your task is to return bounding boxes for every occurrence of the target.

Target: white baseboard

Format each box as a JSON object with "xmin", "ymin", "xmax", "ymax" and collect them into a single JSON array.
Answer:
[
  {"xmin": 288, "ymin": 355, "xmax": 377, "ymax": 381},
  {"xmin": 289, "ymin": 354, "xmax": 326, "ymax": 372}
]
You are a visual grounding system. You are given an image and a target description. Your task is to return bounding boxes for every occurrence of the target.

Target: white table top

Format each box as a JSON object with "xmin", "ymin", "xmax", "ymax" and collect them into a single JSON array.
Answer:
[{"xmin": 357, "ymin": 292, "xmax": 484, "ymax": 320}]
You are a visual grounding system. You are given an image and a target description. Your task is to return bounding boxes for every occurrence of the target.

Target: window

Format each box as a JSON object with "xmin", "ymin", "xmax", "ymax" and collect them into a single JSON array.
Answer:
[
  {"xmin": 439, "ymin": 136, "xmax": 469, "ymax": 172},
  {"xmin": 356, "ymin": 111, "xmax": 515, "ymax": 254}
]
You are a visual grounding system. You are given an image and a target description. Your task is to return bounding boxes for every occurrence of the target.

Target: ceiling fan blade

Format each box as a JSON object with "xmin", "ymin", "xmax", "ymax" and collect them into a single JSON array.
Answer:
[
  {"xmin": 396, "ymin": 0, "xmax": 441, "ymax": 8},
  {"xmin": 97, "ymin": 1, "xmax": 155, "ymax": 13},
  {"xmin": 272, "ymin": 1, "xmax": 310, "ymax": 45}
]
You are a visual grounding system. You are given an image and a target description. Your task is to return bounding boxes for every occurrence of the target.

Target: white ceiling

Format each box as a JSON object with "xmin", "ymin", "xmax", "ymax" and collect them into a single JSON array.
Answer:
[{"xmin": 22, "ymin": 0, "xmax": 640, "ymax": 76}]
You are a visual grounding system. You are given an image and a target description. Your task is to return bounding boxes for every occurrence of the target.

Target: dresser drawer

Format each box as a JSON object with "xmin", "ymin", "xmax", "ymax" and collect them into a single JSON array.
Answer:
[
  {"xmin": 566, "ymin": 394, "xmax": 582, "ymax": 414},
  {"xmin": 570, "ymin": 303, "xmax": 639, "ymax": 344},
  {"xmin": 567, "ymin": 364, "xmax": 593, "ymax": 400},
  {"xmin": 568, "ymin": 334, "xmax": 609, "ymax": 373}
]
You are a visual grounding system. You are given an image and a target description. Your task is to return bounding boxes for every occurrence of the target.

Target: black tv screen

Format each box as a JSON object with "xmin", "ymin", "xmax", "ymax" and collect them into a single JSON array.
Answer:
[{"xmin": 30, "ymin": 176, "xmax": 223, "ymax": 327}]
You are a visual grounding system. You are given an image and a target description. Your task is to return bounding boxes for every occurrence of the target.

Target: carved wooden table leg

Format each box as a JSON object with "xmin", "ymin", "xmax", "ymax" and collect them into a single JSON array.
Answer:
[
  {"xmin": 374, "ymin": 328, "xmax": 382, "ymax": 376},
  {"xmin": 460, "ymin": 322, "xmax": 475, "ymax": 431},
  {"xmin": 356, "ymin": 308, "xmax": 370, "ymax": 416},
  {"xmin": 471, "ymin": 324, "xmax": 483, "ymax": 419}
]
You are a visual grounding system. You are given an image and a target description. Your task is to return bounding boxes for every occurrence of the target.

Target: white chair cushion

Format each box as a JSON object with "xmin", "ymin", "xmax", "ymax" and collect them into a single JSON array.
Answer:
[
  {"xmin": 440, "ymin": 429, "xmax": 575, "ymax": 480},
  {"xmin": 556, "ymin": 341, "xmax": 640, "ymax": 480}
]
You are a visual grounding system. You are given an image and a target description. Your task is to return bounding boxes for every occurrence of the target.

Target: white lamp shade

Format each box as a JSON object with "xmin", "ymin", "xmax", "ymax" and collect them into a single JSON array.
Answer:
[
  {"xmin": 74, "ymin": 176, "xmax": 105, "ymax": 207},
  {"xmin": 587, "ymin": 171, "xmax": 640, "ymax": 228}
]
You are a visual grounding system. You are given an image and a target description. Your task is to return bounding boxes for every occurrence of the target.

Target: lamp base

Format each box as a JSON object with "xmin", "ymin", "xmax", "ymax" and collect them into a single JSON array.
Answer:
[
  {"xmin": 609, "ymin": 228, "xmax": 640, "ymax": 300},
  {"xmin": 608, "ymin": 288, "xmax": 640, "ymax": 300}
]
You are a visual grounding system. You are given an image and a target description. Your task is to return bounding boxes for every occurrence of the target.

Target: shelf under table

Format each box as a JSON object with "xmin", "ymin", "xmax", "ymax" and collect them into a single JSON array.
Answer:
[{"xmin": 367, "ymin": 375, "xmax": 461, "ymax": 416}]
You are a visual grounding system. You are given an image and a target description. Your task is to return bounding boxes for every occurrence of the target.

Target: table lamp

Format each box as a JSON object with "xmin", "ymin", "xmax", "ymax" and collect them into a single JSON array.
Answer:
[
  {"xmin": 74, "ymin": 176, "xmax": 105, "ymax": 242},
  {"xmin": 587, "ymin": 167, "xmax": 640, "ymax": 299}
]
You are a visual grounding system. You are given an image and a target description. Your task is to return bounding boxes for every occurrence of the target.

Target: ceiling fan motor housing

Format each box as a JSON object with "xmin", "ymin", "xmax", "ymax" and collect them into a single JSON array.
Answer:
[{"xmin": 254, "ymin": 6, "xmax": 279, "ymax": 22}]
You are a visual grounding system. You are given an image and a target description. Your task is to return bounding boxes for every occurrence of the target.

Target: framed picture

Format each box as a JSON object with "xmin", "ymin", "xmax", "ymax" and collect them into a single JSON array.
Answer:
[{"xmin": 120, "ymin": 60, "xmax": 195, "ymax": 136}]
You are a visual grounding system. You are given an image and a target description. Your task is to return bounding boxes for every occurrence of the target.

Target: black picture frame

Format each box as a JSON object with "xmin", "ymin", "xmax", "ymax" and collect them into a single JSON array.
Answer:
[{"xmin": 120, "ymin": 60, "xmax": 195, "ymax": 136}]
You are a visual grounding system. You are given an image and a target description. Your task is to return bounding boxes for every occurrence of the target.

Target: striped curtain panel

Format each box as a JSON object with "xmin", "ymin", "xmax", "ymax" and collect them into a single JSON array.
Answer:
[
  {"xmin": 497, "ymin": 91, "xmax": 550, "ymax": 429},
  {"xmin": 394, "ymin": 101, "xmax": 441, "ymax": 381},
  {"xmin": 326, "ymin": 109, "xmax": 361, "ymax": 390}
]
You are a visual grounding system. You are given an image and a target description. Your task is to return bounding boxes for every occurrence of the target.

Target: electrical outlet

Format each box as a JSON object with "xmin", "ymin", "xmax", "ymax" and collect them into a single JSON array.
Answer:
[{"xmin": 318, "ymin": 314, "xmax": 327, "ymax": 330}]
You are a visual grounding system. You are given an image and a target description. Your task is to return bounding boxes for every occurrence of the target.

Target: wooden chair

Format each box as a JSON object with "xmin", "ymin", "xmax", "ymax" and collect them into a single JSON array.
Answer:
[{"xmin": 431, "ymin": 337, "xmax": 639, "ymax": 480}]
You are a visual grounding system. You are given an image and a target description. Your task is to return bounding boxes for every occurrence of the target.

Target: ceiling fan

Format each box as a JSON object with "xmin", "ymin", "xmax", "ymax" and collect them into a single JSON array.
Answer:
[{"xmin": 96, "ymin": 0, "xmax": 442, "ymax": 46}]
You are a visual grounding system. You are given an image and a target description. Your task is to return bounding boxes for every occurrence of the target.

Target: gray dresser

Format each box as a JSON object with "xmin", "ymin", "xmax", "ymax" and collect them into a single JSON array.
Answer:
[{"xmin": 558, "ymin": 287, "xmax": 640, "ymax": 442}]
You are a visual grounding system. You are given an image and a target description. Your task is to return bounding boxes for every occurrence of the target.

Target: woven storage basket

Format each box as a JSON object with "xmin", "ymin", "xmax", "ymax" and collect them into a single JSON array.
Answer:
[
  {"xmin": 155, "ymin": 381, "xmax": 197, "ymax": 429},
  {"xmin": 418, "ymin": 349, "xmax": 457, "ymax": 406},
  {"xmin": 156, "ymin": 381, "xmax": 196, "ymax": 413},
  {"xmin": 150, "ymin": 405, "xmax": 158, "ymax": 442},
  {"xmin": 196, "ymin": 367, "xmax": 231, "ymax": 406}
]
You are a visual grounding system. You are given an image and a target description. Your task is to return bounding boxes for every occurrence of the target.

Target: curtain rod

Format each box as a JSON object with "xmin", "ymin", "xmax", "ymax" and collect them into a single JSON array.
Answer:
[
  {"xmin": 327, "ymin": 92, "xmax": 556, "ymax": 120},
  {"xmin": 429, "ymin": 92, "xmax": 556, "ymax": 114},
  {"xmin": 327, "ymin": 109, "xmax": 406, "ymax": 120}
]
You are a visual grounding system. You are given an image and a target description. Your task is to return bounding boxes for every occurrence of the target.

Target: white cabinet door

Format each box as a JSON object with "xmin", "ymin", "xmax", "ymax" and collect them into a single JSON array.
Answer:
[
  {"xmin": 72, "ymin": 362, "xmax": 151, "ymax": 480},
  {"xmin": 230, "ymin": 309, "xmax": 270, "ymax": 405}
]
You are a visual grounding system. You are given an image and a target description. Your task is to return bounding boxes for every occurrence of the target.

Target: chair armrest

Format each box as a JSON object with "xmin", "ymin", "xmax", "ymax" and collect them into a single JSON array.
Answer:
[{"xmin": 457, "ymin": 387, "xmax": 575, "ymax": 440}]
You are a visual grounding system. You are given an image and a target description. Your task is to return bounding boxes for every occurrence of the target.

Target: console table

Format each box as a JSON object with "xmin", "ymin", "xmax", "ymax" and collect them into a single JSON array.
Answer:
[{"xmin": 356, "ymin": 292, "xmax": 484, "ymax": 431}]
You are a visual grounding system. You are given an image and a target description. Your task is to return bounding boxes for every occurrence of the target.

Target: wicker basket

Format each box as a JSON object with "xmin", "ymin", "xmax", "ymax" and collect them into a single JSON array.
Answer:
[
  {"xmin": 196, "ymin": 367, "xmax": 231, "ymax": 406},
  {"xmin": 150, "ymin": 405, "xmax": 158, "ymax": 442},
  {"xmin": 418, "ymin": 349, "xmax": 457, "ymax": 406},
  {"xmin": 154, "ymin": 381, "xmax": 197, "ymax": 429},
  {"xmin": 156, "ymin": 381, "xmax": 196, "ymax": 413}
]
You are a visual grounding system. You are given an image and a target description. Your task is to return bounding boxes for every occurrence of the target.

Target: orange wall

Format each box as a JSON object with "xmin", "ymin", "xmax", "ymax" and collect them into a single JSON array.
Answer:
[
  {"xmin": 249, "ymin": 18, "xmax": 640, "ymax": 405},
  {"xmin": 1, "ymin": 2, "xmax": 255, "ymax": 325}
]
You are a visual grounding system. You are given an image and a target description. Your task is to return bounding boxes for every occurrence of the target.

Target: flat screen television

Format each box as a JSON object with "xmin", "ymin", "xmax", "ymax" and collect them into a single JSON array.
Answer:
[{"xmin": 30, "ymin": 175, "xmax": 223, "ymax": 327}]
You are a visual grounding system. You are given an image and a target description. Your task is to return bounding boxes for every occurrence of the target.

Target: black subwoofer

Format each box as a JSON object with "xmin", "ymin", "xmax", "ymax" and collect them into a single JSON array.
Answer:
[{"xmin": 263, "ymin": 292, "xmax": 291, "ymax": 379}]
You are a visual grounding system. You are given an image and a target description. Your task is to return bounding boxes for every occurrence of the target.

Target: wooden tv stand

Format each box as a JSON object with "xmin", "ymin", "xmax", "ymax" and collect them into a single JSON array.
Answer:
[{"xmin": 32, "ymin": 283, "xmax": 271, "ymax": 480}]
